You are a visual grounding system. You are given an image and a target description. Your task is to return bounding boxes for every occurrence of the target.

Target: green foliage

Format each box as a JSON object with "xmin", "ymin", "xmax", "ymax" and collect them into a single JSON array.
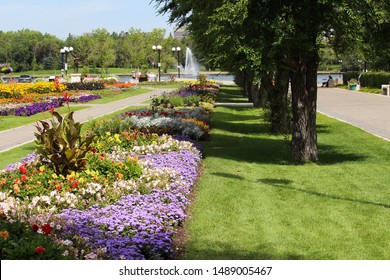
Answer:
[
  {"xmin": 88, "ymin": 117, "xmax": 133, "ymax": 136},
  {"xmin": 34, "ymin": 111, "xmax": 95, "ymax": 176},
  {"xmin": 151, "ymin": 94, "xmax": 200, "ymax": 109},
  {"xmin": 360, "ymin": 72, "xmax": 390, "ymax": 88},
  {"xmin": 87, "ymin": 153, "xmax": 142, "ymax": 182}
]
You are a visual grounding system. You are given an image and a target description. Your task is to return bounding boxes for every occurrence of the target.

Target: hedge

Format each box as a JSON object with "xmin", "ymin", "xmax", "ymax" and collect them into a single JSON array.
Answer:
[
  {"xmin": 343, "ymin": 72, "xmax": 390, "ymax": 88},
  {"xmin": 360, "ymin": 72, "xmax": 390, "ymax": 88},
  {"xmin": 64, "ymin": 81, "xmax": 105, "ymax": 91}
]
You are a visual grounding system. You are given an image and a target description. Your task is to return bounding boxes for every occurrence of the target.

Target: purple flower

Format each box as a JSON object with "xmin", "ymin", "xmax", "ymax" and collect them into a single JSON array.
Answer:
[{"xmin": 59, "ymin": 148, "xmax": 201, "ymax": 260}]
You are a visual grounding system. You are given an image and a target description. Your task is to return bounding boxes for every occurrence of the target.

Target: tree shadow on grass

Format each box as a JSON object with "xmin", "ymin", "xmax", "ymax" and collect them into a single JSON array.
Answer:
[
  {"xmin": 258, "ymin": 178, "xmax": 390, "ymax": 209},
  {"xmin": 210, "ymin": 172, "xmax": 245, "ymax": 180},
  {"xmin": 204, "ymin": 108, "xmax": 367, "ymax": 165},
  {"xmin": 318, "ymin": 144, "xmax": 367, "ymax": 165},
  {"xmin": 184, "ymin": 240, "xmax": 323, "ymax": 260}
]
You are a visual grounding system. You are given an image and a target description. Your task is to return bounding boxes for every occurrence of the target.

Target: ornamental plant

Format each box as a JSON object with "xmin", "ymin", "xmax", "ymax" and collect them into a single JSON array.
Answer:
[
  {"xmin": 34, "ymin": 111, "xmax": 95, "ymax": 176},
  {"xmin": 0, "ymin": 63, "xmax": 13, "ymax": 74}
]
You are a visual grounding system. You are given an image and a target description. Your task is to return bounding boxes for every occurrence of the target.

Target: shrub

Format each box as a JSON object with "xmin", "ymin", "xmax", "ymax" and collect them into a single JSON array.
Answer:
[
  {"xmin": 360, "ymin": 72, "xmax": 390, "ymax": 88},
  {"xmin": 34, "ymin": 111, "xmax": 95, "ymax": 176},
  {"xmin": 64, "ymin": 81, "xmax": 105, "ymax": 91}
]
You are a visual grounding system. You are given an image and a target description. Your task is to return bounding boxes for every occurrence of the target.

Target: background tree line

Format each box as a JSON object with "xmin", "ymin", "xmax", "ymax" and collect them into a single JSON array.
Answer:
[{"xmin": 0, "ymin": 28, "xmax": 186, "ymax": 74}]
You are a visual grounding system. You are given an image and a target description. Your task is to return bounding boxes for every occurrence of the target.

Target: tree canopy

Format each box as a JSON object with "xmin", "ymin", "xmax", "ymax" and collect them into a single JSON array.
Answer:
[{"xmin": 153, "ymin": 0, "xmax": 389, "ymax": 162}]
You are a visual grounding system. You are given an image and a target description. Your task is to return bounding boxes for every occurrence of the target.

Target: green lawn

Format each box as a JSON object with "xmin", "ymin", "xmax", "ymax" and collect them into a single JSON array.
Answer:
[
  {"xmin": 184, "ymin": 86, "xmax": 390, "ymax": 260},
  {"xmin": 0, "ymin": 105, "xmax": 89, "ymax": 132},
  {"xmin": 84, "ymin": 87, "xmax": 151, "ymax": 104}
]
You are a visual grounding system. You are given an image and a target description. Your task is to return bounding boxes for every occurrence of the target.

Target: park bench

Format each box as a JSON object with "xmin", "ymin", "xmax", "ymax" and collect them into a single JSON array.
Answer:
[{"xmin": 381, "ymin": 84, "xmax": 390, "ymax": 96}]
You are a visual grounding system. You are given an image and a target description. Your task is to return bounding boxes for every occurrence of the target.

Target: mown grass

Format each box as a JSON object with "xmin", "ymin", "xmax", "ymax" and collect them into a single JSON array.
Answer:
[
  {"xmin": 85, "ymin": 87, "xmax": 151, "ymax": 104},
  {"xmin": 0, "ymin": 105, "xmax": 89, "ymax": 132},
  {"xmin": 184, "ymin": 86, "xmax": 390, "ymax": 260}
]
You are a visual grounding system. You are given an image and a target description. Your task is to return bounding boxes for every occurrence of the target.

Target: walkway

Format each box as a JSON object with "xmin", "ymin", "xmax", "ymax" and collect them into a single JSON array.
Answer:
[
  {"xmin": 0, "ymin": 89, "xmax": 166, "ymax": 152},
  {"xmin": 317, "ymin": 87, "xmax": 390, "ymax": 141}
]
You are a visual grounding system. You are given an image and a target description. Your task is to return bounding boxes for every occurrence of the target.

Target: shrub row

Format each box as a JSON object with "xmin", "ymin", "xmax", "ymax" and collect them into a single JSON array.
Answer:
[
  {"xmin": 343, "ymin": 72, "xmax": 390, "ymax": 88},
  {"xmin": 360, "ymin": 72, "xmax": 390, "ymax": 88},
  {"xmin": 64, "ymin": 81, "xmax": 105, "ymax": 91}
]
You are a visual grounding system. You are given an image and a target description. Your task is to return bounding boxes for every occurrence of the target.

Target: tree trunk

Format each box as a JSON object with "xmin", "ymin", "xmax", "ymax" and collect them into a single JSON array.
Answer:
[
  {"xmin": 290, "ymin": 57, "xmax": 319, "ymax": 162},
  {"xmin": 270, "ymin": 67, "xmax": 290, "ymax": 133},
  {"xmin": 252, "ymin": 84, "xmax": 262, "ymax": 107}
]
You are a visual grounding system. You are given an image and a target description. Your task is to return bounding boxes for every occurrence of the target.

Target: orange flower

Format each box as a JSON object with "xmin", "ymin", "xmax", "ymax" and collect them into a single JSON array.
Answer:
[
  {"xmin": 13, "ymin": 184, "xmax": 20, "ymax": 194},
  {"xmin": 0, "ymin": 231, "xmax": 9, "ymax": 240}
]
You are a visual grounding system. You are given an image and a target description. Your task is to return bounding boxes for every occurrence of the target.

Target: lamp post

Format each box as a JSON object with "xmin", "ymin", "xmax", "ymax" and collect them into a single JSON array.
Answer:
[
  {"xmin": 172, "ymin": 47, "xmax": 181, "ymax": 78},
  {"xmin": 152, "ymin": 45, "xmax": 162, "ymax": 81},
  {"xmin": 60, "ymin": 46, "xmax": 73, "ymax": 76}
]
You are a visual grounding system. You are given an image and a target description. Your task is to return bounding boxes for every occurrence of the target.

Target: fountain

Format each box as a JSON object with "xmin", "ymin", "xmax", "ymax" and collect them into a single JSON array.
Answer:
[{"xmin": 184, "ymin": 47, "xmax": 200, "ymax": 76}]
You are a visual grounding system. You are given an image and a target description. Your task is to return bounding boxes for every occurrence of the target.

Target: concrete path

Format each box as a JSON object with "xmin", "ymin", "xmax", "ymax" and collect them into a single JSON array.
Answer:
[
  {"xmin": 317, "ymin": 88, "xmax": 390, "ymax": 141},
  {"xmin": 0, "ymin": 88, "xmax": 166, "ymax": 153}
]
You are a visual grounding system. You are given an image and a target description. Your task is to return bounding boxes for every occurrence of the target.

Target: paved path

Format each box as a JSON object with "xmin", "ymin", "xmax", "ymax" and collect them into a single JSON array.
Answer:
[
  {"xmin": 0, "ymin": 89, "xmax": 166, "ymax": 152},
  {"xmin": 317, "ymin": 88, "xmax": 390, "ymax": 141}
]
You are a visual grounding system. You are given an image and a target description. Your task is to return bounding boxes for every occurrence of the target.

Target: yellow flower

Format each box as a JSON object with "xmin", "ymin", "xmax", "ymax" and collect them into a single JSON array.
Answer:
[
  {"xmin": 52, "ymin": 174, "xmax": 58, "ymax": 179},
  {"xmin": 0, "ymin": 231, "xmax": 9, "ymax": 240}
]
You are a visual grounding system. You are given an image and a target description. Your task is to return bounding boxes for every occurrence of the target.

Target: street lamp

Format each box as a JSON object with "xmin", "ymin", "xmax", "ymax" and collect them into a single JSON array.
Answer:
[
  {"xmin": 172, "ymin": 47, "xmax": 181, "ymax": 78},
  {"xmin": 152, "ymin": 45, "xmax": 162, "ymax": 81},
  {"xmin": 60, "ymin": 46, "xmax": 73, "ymax": 76}
]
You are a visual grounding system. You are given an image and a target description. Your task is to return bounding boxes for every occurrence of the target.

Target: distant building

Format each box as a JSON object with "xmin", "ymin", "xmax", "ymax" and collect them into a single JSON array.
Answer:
[{"xmin": 173, "ymin": 25, "xmax": 189, "ymax": 40}]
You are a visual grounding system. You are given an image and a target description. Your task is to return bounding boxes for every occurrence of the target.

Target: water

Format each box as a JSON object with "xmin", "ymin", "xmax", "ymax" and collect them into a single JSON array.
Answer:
[
  {"xmin": 183, "ymin": 47, "xmax": 200, "ymax": 75},
  {"xmin": 317, "ymin": 73, "xmax": 343, "ymax": 84}
]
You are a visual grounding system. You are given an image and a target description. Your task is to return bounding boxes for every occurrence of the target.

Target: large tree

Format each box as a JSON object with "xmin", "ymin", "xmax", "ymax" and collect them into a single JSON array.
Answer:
[{"xmin": 153, "ymin": 0, "xmax": 381, "ymax": 163}]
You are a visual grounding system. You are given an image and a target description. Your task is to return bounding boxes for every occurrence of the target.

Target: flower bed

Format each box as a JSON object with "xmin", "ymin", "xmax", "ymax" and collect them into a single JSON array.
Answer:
[
  {"xmin": 104, "ymin": 82, "xmax": 137, "ymax": 90},
  {"xmin": 0, "ymin": 80, "xmax": 219, "ymax": 259},
  {"xmin": 1, "ymin": 111, "xmax": 204, "ymax": 260},
  {"xmin": 0, "ymin": 81, "xmax": 66, "ymax": 97},
  {"xmin": 0, "ymin": 92, "xmax": 101, "ymax": 116}
]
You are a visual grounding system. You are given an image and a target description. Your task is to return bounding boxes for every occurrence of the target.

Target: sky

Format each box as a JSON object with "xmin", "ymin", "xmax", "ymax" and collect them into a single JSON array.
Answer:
[{"xmin": 0, "ymin": 0, "xmax": 173, "ymax": 39}]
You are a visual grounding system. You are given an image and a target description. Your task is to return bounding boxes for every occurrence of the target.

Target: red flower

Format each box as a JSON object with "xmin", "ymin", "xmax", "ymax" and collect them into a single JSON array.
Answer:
[
  {"xmin": 19, "ymin": 165, "xmax": 27, "ymax": 174},
  {"xmin": 72, "ymin": 180, "xmax": 79, "ymax": 188},
  {"xmin": 32, "ymin": 224, "xmax": 39, "ymax": 232},
  {"xmin": 41, "ymin": 224, "xmax": 52, "ymax": 235},
  {"xmin": 21, "ymin": 175, "xmax": 27, "ymax": 181},
  {"xmin": 35, "ymin": 246, "xmax": 45, "ymax": 254}
]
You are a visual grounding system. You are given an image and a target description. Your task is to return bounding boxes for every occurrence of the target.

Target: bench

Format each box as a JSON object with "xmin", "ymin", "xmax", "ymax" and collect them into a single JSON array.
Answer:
[{"xmin": 381, "ymin": 84, "xmax": 390, "ymax": 96}]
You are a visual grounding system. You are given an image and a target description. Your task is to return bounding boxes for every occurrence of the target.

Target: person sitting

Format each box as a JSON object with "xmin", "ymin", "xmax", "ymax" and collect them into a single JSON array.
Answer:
[{"xmin": 322, "ymin": 75, "xmax": 333, "ymax": 87}]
